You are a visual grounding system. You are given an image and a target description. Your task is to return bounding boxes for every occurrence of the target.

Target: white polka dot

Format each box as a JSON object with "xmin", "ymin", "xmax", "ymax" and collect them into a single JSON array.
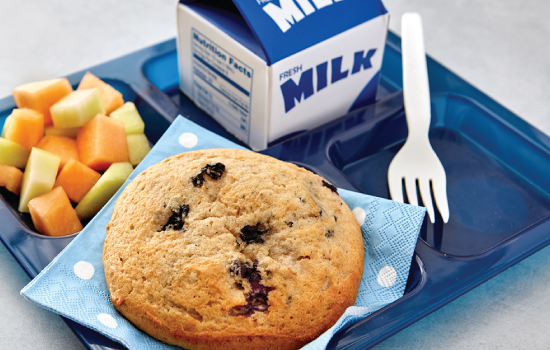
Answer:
[
  {"xmin": 73, "ymin": 261, "xmax": 94, "ymax": 280},
  {"xmin": 377, "ymin": 265, "xmax": 397, "ymax": 287},
  {"xmin": 179, "ymin": 132, "xmax": 198, "ymax": 148},
  {"xmin": 352, "ymin": 207, "xmax": 366, "ymax": 226},
  {"xmin": 97, "ymin": 313, "xmax": 118, "ymax": 328}
]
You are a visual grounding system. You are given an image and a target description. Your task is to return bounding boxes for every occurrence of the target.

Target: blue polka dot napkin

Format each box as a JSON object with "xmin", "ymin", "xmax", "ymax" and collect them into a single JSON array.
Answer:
[{"xmin": 21, "ymin": 116, "xmax": 425, "ymax": 350}]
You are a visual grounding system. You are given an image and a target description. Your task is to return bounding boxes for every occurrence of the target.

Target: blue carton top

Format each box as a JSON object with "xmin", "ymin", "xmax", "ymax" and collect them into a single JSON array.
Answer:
[{"xmin": 181, "ymin": 0, "xmax": 387, "ymax": 65}]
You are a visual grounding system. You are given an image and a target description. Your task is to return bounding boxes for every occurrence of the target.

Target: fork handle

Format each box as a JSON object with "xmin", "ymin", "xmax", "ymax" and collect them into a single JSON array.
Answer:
[{"xmin": 402, "ymin": 13, "xmax": 431, "ymax": 140}]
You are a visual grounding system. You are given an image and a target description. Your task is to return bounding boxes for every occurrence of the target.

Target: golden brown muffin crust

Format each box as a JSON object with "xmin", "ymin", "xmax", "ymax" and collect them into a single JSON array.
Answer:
[{"xmin": 103, "ymin": 149, "xmax": 364, "ymax": 350}]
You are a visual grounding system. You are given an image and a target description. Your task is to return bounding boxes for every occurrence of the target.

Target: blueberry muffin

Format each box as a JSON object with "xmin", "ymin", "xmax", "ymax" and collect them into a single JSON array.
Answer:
[{"xmin": 103, "ymin": 149, "xmax": 364, "ymax": 350}]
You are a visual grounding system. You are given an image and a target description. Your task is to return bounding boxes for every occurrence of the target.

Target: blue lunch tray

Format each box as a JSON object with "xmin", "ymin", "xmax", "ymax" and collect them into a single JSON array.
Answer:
[{"xmin": 2, "ymin": 31, "xmax": 550, "ymax": 349}]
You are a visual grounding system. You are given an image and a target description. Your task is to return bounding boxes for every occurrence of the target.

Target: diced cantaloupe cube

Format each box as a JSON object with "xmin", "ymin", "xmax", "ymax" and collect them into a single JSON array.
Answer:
[
  {"xmin": 1, "ymin": 115, "xmax": 11, "ymax": 137},
  {"xmin": 5, "ymin": 108, "xmax": 44, "ymax": 150},
  {"xmin": 44, "ymin": 125, "xmax": 80, "ymax": 139},
  {"xmin": 54, "ymin": 158, "xmax": 101, "ymax": 203},
  {"xmin": 109, "ymin": 102, "xmax": 145, "ymax": 135},
  {"xmin": 50, "ymin": 88, "xmax": 105, "ymax": 128},
  {"xmin": 19, "ymin": 148, "xmax": 60, "ymax": 213},
  {"xmin": 75, "ymin": 162, "xmax": 133, "ymax": 220},
  {"xmin": 0, "ymin": 137, "xmax": 31, "ymax": 168},
  {"xmin": 76, "ymin": 114, "xmax": 129, "ymax": 171},
  {"xmin": 12, "ymin": 78, "xmax": 73, "ymax": 127},
  {"xmin": 77, "ymin": 72, "xmax": 124, "ymax": 115},
  {"xmin": 0, "ymin": 164, "xmax": 24, "ymax": 195},
  {"xmin": 28, "ymin": 187, "xmax": 83, "ymax": 236},
  {"xmin": 127, "ymin": 134, "xmax": 151, "ymax": 166},
  {"xmin": 36, "ymin": 134, "xmax": 79, "ymax": 171}
]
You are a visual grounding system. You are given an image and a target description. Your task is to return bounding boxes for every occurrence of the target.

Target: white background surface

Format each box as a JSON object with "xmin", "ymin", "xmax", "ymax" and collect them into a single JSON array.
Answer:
[{"xmin": 1, "ymin": 0, "xmax": 550, "ymax": 349}]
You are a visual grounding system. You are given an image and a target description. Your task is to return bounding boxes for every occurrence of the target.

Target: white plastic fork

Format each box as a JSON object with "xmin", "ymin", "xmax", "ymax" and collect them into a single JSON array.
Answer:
[{"xmin": 387, "ymin": 13, "xmax": 450, "ymax": 224}]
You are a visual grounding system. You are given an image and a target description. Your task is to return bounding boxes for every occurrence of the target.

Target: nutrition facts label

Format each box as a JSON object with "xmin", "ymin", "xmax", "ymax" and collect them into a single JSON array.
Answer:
[{"xmin": 191, "ymin": 29, "xmax": 253, "ymax": 143}]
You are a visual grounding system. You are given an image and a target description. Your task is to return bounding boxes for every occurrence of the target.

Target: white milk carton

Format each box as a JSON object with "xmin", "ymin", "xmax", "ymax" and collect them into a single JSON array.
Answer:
[{"xmin": 176, "ymin": 0, "xmax": 389, "ymax": 150}]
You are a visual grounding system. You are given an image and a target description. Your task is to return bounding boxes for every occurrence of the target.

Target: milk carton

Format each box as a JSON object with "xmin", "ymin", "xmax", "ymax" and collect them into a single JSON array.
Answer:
[{"xmin": 176, "ymin": 0, "xmax": 389, "ymax": 150}]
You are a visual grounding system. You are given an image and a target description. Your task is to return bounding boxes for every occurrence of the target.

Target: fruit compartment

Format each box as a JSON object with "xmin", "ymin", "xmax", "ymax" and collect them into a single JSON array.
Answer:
[{"xmin": 0, "ymin": 77, "xmax": 173, "ymax": 276}]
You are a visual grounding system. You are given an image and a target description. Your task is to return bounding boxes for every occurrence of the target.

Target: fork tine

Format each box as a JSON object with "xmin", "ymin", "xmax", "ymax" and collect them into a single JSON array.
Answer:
[
  {"xmin": 418, "ymin": 178, "xmax": 435, "ymax": 224},
  {"xmin": 388, "ymin": 174, "xmax": 404, "ymax": 203},
  {"xmin": 405, "ymin": 177, "xmax": 418, "ymax": 206},
  {"xmin": 432, "ymin": 178, "xmax": 450, "ymax": 223}
]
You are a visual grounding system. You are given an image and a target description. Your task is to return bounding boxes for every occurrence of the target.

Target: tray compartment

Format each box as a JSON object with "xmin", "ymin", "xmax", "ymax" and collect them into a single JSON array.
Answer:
[
  {"xmin": 329, "ymin": 93, "xmax": 550, "ymax": 256},
  {"xmin": 0, "ymin": 77, "xmax": 173, "ymax": 280}
]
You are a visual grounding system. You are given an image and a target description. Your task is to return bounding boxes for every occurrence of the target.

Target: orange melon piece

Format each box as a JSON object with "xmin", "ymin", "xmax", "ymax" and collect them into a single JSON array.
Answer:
[
  {"xmin": 13, "ymin": 78, "xmax": 73, "ymax": 127},
  {"xmin": 5, "ymin": 108, "xmax": 44, "ymax": 150},
  {"xmin": 0, "ymin": 164, "xmax": 24, "ymax": 195},
  {"xmin": 36, "ymin": 134, "xmax": 79, "ymax": 171},
  {"xmin": 77, "ymin": 72, "xmax": 124, "ymax": 115},
  {"xmin": 27, "ymin": 186, "xmax": 83, "ymax": 236},
  {"xmin": 54, "ymin": 158, "xmax": 101, "ymax": 203},
  {"xmin": 77, "ymin": 114, "xmax": 129, "ymax": 171}
]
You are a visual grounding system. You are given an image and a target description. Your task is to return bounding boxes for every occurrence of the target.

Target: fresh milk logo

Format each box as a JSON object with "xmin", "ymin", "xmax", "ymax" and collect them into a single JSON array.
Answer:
[
  {"xmin": 280, "ymin": 48, "xmax": 377, "ymax": 112},
  {"xmin": 260, "ymin": 0, "xmax": 345, "ymax": 33}
]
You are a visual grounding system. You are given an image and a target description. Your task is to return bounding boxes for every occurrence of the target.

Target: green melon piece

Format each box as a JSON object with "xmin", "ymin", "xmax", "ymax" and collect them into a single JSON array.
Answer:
[
  {"xmin": 126, "ymin": 134, "xmax": 151, "ymax": 166},
  {"xmin": 1, "ymin": 115, "xmax": 11, "ymax": 137},
  {"xmin": 109, "ymin": 102, "xmax": 145, "ymax": 135},
  {"xmin": 0, "ymin": 137, "xmax": 31, "ymax": 169},
  {"xmin": 19, "ymin": 148, "xmax": 60, "ymax": 213},
  {"xmin": 75, "ymin": 162, "xmax": 133, "ymax": 220},
  {"xmin": 44, "ymin": 125, "xmax": 80, "ymax": 139},
  {"xmin": 50, "ymin": 88, "xmax": 105, "ymax": 128}
]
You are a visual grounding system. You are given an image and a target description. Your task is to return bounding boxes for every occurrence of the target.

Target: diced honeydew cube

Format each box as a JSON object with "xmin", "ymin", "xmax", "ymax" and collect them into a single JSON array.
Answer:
[
  {"xmin": 126, "ymin": 134, "xmax": 151, "ymax": 166},
  {"xmin": 75, "ymin": 162, "xmax": 133, "ymax": 220},
  {"xmin": 109, "ymin": 102, "xmax": 145, "ymax": 135},
  {"xmin": 19, "ymin": 148, "xmax": 60, "ymax": 213},
  {"xmin": 50, "ymin": 88, "xmax": 105, "ymax": 128},
  {"xmin": 0, "ymin": 137, "xmax": 31, "ymax": 168}
]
